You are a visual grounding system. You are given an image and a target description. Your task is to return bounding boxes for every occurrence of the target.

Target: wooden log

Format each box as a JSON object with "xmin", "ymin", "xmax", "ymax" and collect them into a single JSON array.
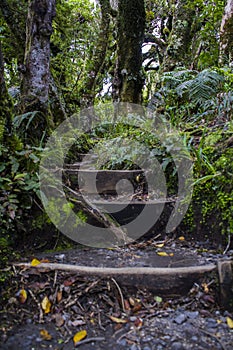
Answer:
[{"xmin": 217, "ymin": 260, "xmax": 233, "ymax": 310}]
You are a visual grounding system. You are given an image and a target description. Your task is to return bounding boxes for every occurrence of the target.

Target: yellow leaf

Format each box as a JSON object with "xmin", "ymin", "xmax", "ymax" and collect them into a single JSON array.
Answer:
[
  {"xmin": 31, "ymin": 258, "xmax": 41, "ymax": 266},
  {"xmin": 178, "ymin": 236, "xmax": 185, "ymax": 241},
  {"xmin": 169, "ymin": 253, "xmax": 174, "ymax": 257},
  {"xmin": 40, "ymin": 329, "xmax": 52, "ymax": 340},
  {"xmin": 41, "ymin": 296, "xmax": 52, "ymax": 314},
  {"xmin": 202, "ymin": 283, "xmax": 209, "ymax": 293},
  {"xmin": 109, "ymin": 316, "xmax": 127, "ymax": 324},
  {"xmin": 157, "ymin": 252, "xmax": 169, "ymax": 257},
  {"xmin": 18, "ymin": 288, "xmax": 27, "ymax": 304},
  {"xmin": 73, "ymin": 330, "xmax": 87, "ymax": 345},
  {"xmin": 155, "ymin": 243, "xmax": 164, "ymax": 248},
  {"xmin": 227, "ymin": 316, "xmax": 233, "ymax": 329}
]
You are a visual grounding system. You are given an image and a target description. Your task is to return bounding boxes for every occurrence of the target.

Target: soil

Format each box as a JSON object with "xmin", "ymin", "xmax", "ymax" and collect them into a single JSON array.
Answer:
[{"xmin": 1, "ymin": 237, "xmax": 233, "ymax": 350}]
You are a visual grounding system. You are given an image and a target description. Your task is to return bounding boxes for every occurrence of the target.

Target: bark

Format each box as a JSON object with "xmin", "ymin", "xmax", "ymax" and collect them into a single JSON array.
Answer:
[
  {"xmin": 20, "ymin": 0, "xmax": 56, "ymax": 117},
  {"xmin": 0, "ymin": 41, "xmax": 13, "ymax": 141},
  {"xmin": 81, "ymin": 0, "xmax": 112, "ymax": 108},
  {"xmin": 113, "ymin": 0, "xmax": 146, "ymax": 103},
  {"xmin": 161, "ymin": 0, "xmax": 195, "ymax": 71},
  {"xmin": 219, "ymin": 0, "xmax": 233, "ymax": 66}
]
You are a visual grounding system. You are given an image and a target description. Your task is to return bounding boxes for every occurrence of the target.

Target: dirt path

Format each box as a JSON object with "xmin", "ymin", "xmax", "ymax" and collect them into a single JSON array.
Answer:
[{"xmin": 1, "ymin": 239, "xmax": 233, "ymax": 349}]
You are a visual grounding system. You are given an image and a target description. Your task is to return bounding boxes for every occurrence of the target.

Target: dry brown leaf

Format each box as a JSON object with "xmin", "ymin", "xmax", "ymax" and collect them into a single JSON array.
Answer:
[
  {"xmin": 129, "ymin": 297, "xmax": 135, "ymax": 306},
  {"xmin": 56, "ymin": 290, "xmax": 63, "ymax": 303},
  {"xmin": 124, "ymin": 299, "xmax": 131, "ymax": 311},
  {"xmin": 54, "ymin": 313, "xmax": 65, "ymax": 327},
  {"xmin": 134, "ymin": 317, "xmax": 143, "ymax": 327}
]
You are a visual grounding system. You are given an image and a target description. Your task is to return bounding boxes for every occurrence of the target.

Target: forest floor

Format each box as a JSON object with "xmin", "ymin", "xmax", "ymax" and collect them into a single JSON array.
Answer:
[{"xmin": 1, "ymin": 236, "xmax": 233, "ymax": 350}]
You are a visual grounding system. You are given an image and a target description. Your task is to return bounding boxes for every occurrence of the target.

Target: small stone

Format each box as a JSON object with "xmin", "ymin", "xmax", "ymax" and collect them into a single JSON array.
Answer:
[
  {"xmin": 117, "ymin": 338, "xmax": 127, "ymax": 346},
  {"xmin": 171, "ymin": 341, "xmax": 185, "ymax": 350},
  {"xmin": 130, "ymin": 344, "xmax": 140, "ymax": 350},
  {"xmin": 191, "ymin": 336, "xmax": 198, "ymax": 342},
  {"xmin": 174, "ymin": 314, "xmax": 187, "ymax": 325},
  {"xmin": 142, "ymin": 335, "xmax": 153, "ymax": 342},
  {"xmin": 130, "ymin": 316, "xmax": 137, "ymax": 322},
  {"xmin": 186, "ymin": 311, "xmax": 199, "ymax": 319},
  {"xmin": 206, "ymin": 318, "xmax": 218, "ymax": 328},
  {"xmin": 143, "ymin": 347, "xmax": 152, "ymax": 350}
]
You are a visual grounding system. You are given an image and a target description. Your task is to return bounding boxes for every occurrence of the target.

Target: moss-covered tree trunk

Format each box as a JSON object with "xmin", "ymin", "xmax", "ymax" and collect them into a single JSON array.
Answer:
[
  {"xmin": 0, "ymin": 41, "xmax": 13, "ymax": 142},
  {"xmin": 81, "ymin": 0, "xmax": 113, "ymax": 108},
  {"xmin": 113, "ymin": 0, "xmax": 145, "ymax": 103},
  {"xmin": 161, "ymin": 0, "xmax": 195, "ymax": 71},
  {"xmin": 219, "ymin": 0, "xmax": 233, "ymax": 66},
  {"xmin": 20, "ymin": 0, "xmax": 56, "ymax": 119}
]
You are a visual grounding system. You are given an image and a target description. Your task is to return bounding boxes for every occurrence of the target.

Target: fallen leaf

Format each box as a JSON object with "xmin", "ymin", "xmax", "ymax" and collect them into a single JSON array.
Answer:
[
  {"xmin": 109, "ymin": 316, "xmax": 127, "ymax": 324},
  {"xmin": 31, "ymin": 258, "xmax": 41, "ymax": 266},
  {"xmin": 202, "ymin": 283, "xmax": 209, "ymax": 293},
  {"xmin": 129, "ymin": 297, "xmax": 135, "ymax": 306},
  {"xmin": 227, "ymin": 316, "xmax": 233, "ymax": 329},
  {"xmin": 41, "ymin": 296, "xmax": 52, "ymax": 314},
  {"xmin": 124, "ymin": 299, "xmax": 131, "ymax": 311},
  {"xmin": 73, "ymin": 330, "xmax": 87, "ymax": 345},
  {"xmin": 169, "ymin": 253, "xmax": 174, "ymax": 257},
  {"xmin": 134, "ymin": 317, "xmax": 143, "ymax": 327},
  {"xmin": 18, "ymin": 288, "xmax": 27, "ymax": 304},
  {"xmin": 178, "ymin": 236, "xmax": 185, "ymax": 241},
  {"xmin": 40, "ymin": 259, "xmax": 49, "ymax": 263},
  {"xmin": 54, "ymin": 313, "xmax": 65, "ymax": 327},
  {"xmin": 40, "ymin": 329, "xmax": 52, "ymax": 341},
  {"xmin": 56, "ymin": 290, "xmax": 62, "ymax": 303},
  {"xmin": 132, "ymin": 303, "xmax": 142, "ymax": 313},
  {"xmin": 154, "ymin": 296, "xmax": 163, "ymax": 303},
  {"xmin": 155, "ymin": 243, "xmax": 165, "ymax": 248},
  {"xmin": 63, "ymin": 278, "xmax": 76, "ymax": 286},
  {"xmin": 157, "ymin": 251, "xmax": 169, "ymax": 257},
  {"xmin": 71, "ymin": 319, "xmax": 86, "ymax": 327}
]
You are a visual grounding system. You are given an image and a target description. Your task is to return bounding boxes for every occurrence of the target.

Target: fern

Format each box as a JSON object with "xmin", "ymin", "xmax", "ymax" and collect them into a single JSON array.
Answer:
[{"xmin": 176, "ymin": 69, "xmax": 224, "ymax": 105}]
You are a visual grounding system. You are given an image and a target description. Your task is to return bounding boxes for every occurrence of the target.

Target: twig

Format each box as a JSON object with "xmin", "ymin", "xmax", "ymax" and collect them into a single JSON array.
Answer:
[
  {"xmin": 223, "ymin": 232, "xmax": 231, "ymax": 255},
  {"xmin": 28, "ymin": 289, "xmax": 44, "ymax": 323},
  {"xmin": 198, "ymin": 327, "xmax": 228, "ymax": 350},
  {"xmin": 74, "ymin": 337, "xmax": 105, "ymax": 347},
  {"xmin": 111, "ymin": 277, "xmax": 126, "ymax": 312}
]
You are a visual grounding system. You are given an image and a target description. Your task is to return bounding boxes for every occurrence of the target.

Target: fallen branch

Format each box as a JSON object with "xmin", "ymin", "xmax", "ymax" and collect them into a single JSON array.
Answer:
[
  {"xmin": 64, "ymin": 185, "xmax": 132, "ymax": 245},
  {"xmin": 14, "ymin": 262, "xmax": 216, "ymax": 276}
]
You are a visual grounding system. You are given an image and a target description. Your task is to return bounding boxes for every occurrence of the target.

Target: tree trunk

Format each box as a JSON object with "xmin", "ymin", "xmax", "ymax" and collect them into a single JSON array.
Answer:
[
  {"xmin": 219, "ymin": 0, "xmax": 233, "ymax": 66},
  {"xmin": 80, "ymin": 0, "xmax": 113, "ymax": 108},
  {"xmin": 0, "ymin": 41, "xmax": 13, "ymax": 142},
  {"xmin": 161, "ymin": 0, "xmax": 195, "ymax": 71},
  {"xmin": 20, "ymin": 0, "xmax": 56, "ymax": 118},
  {"xmin": 113, "ymin": 0, "xmax": 145, "ymax": 103}
]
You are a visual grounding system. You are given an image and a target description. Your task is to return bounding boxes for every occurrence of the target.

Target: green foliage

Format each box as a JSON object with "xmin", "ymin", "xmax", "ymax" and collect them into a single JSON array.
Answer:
[{"xmin": 0, "ymin": 143, "xmax": 41, "ymax": 244}]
